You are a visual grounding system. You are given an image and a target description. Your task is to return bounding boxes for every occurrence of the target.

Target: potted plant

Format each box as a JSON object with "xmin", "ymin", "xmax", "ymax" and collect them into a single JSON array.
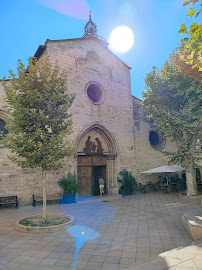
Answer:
[
  {"xmin": 118, "ymin": 169, "xmax": 137, "ymax": 196},
  {"xmin": 58, "ymin": 172, "xmax": 78, "ymax": 204}
]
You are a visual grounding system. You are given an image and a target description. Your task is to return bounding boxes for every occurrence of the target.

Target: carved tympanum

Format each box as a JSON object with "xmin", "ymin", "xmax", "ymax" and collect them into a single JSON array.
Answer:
[{"xmin": 84, "ymin": 137, "xmax": 103, "ymax": 154}]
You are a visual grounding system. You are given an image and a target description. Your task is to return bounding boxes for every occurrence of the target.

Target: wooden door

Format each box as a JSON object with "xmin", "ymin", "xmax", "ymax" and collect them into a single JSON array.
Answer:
[
  {"xmin": 78, "ymin": 167, "xmax": 92, "ymax": 196},
  {"xmin": 78, "ymin": 156, "xmax": 91, "ymax": 166},
  {"xmin": 92, "ymin": 156, "xmax": 106, "ymax": 166},
  {"xmin": 77, "ymin": 155, "xmax": 106, "ymax": 196}
]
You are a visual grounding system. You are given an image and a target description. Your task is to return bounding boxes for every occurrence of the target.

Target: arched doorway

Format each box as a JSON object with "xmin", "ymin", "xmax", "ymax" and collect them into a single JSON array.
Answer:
[{"xmin": 76, "ymin": 123, "xmax": 118, "ymax": 196}]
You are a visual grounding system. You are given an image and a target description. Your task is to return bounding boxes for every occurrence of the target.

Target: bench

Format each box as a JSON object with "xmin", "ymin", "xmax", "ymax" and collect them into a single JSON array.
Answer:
[
  {"xmin": 0, "ymin": 195, "xmax": 18, "ymax": 208},
  {"xmin": 33, "ymin": 193, "xmax": 62, "ymax": 207}
]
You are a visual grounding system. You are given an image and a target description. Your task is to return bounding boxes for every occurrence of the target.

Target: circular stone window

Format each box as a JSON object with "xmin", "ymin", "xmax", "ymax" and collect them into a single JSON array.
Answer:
[
  {"xmin": 149, "ymin": 130, "xmax": 165, "ymax": 150},
  {"xmin": 86, "ymin": 83, "xmax": 104, "ymax": 104}
]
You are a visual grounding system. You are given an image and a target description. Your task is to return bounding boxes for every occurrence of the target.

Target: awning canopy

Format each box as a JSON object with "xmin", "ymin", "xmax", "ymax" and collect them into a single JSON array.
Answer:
[{"xmin": 141, "ymin": 165, "xmax": 184, "ymax": 174}]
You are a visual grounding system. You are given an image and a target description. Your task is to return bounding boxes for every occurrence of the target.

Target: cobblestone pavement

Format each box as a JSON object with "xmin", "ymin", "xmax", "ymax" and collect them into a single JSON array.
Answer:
[{"xmin": 0, "ymin": 193, "xmax": 201, "ymax": 270}]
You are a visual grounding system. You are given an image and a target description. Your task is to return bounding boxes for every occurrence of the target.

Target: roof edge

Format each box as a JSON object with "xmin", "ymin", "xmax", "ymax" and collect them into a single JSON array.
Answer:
[
  {"xmin": 34, "ymin": 45, "xmax": 46, "ymax": 59},
  {"xmin": 45, "ymin": 36, "xmax": 109, "ymax": 47},
  {"xmin": 34, "ymin": 37, "xmax": 131, "ymax": 70},
  {"xmin": 132, "ymin": 95, "xmax": 142, "ymax": 102}
]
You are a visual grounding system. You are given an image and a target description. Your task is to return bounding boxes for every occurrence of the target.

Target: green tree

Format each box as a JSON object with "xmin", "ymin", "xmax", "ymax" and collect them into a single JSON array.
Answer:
[
  {"xmin": 170, "ymin": 46, "xmax": 202, "ymax": 83},
  {"xmin": 179, "ymin": 0, "xmax": 202, "ymax": 70},
  {"xmin": 142, "ymin": 61, "xmax": 202, "ymax": 196},
  {"xmin": 3, "ymin": 56, "xmax": 75, "ymax": 222}
]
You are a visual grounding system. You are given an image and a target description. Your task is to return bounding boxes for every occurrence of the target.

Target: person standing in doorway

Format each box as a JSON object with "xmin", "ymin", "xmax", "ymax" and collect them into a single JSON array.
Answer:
[{"xmin": 99, "ymin": 177, "xmax": 104, "ymax": 196}]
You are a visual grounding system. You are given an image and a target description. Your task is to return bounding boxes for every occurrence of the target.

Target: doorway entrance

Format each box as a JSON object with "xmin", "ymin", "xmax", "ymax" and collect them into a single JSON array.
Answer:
[
  {"xmin": 92, "ymin": 166, "xmax": 106, "ymax": 195},
  {"xmin": 77, "ymin": 155, "xmax": 107, "ymax": 196}
]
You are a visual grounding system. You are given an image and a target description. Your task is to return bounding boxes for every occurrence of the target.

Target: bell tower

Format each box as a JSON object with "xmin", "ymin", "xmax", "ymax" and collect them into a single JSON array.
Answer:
[
  {"xmin": 83, "ymin": 11, "xmax": 97, "ymax": 38},
  {"xmin": 82, "ymin": 12, "xmax": 106, "ymax": 42}
]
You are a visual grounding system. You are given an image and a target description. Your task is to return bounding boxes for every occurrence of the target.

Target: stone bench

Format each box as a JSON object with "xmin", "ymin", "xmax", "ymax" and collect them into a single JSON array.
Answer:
[
  {"xmin": 33, "ymin": 193, "xmax": 62, "ymax": 207},
  {"xmin": 181, "ymin": 209, "xmax": 202, "ymax": 240},
  {"xmin": 0, "ymin": 195, "xmax": 18, "ymax": 208}
]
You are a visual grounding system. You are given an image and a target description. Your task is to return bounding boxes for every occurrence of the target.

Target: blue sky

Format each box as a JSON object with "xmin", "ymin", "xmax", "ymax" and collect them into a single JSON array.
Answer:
[{"xmin": 0, "ymin": 0, "xmax": 194, "ymax": 99}]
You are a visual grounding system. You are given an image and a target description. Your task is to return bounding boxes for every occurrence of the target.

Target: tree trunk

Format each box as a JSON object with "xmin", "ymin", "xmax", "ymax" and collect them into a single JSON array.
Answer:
[
  {"xmin": 185, "ymin": 163, "xmax": 198, "ymax": 196},
  {"xmin": 42, "ymin": 168, "xmax": 46, "ymax": 223}
]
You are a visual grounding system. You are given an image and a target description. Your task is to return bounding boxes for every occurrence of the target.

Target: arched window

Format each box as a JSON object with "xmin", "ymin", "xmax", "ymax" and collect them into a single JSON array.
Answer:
[{"xmin": 0, "ymin": 118, "xmax": 8, "ymax": 140}]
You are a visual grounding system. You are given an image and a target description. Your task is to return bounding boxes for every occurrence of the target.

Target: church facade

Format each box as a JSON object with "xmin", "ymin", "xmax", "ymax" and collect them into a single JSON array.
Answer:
[{"xmin": 0, "ymin": 17, "xmax": 176, "ymax": 204}]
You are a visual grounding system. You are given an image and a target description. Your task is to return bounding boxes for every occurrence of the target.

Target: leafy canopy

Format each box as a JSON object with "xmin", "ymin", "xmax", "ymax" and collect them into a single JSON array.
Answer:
[
  {"xmin": 179, "ymin": 0, "xmax": 202, "ymax": 70},
  {"xmin": 170, "ymin": 45, "xmax": 202, "ymax": 83},
  {"xmin": 3, "ymin": 56, "xmax": 75, "ymax": 170},
  {"xmin": 142, "ymin": 61, "xmax": 202, "ymax": 165}
]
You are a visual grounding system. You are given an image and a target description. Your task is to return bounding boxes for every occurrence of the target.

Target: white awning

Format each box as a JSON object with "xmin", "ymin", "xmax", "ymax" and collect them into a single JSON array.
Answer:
[{"xmin": 141, "ymin": 165, "xmax": 184, "ymax": 174}]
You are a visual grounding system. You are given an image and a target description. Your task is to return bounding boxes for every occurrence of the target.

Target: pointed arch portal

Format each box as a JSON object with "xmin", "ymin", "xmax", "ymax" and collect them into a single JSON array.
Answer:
[{"xmin": 76, "ymin": 123, "xmax": 118, "ymax": 196}]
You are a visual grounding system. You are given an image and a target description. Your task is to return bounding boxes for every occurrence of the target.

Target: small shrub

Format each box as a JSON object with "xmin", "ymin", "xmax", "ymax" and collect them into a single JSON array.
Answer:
[
  {"xmin": 58, "ymin": 172, "xmax": 78, "ymax": 194},
  {"xmin": 118, "ymin": 169, "xmax": 137, "ymax": 194},
  {"xmin": 143, "ymin": 181, "xmax": 157, "ymax": 193},
  {"xmin": 137, "ymin": 183, "xmax": 145, "ymax": 192}
]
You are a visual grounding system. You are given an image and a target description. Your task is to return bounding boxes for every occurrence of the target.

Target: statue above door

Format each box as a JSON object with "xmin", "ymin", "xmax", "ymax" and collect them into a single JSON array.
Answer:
[
  {"xmin": 77, "ymin": 130, "xmax": 109, "ymax": 155},
  {"xmin": 84, "ymin": 136, "xmax": 103, "ymax": 154}
]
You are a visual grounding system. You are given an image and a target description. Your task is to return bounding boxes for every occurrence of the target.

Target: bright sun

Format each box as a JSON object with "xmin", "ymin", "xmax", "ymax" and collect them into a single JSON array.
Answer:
[{"xmin": 109, "ymin": 26, "xmax": 134, "ymax": 53}]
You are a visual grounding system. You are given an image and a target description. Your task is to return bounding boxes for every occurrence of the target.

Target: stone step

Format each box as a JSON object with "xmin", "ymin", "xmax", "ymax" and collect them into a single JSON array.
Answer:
[
  {"xmin": 181, "ymin": 209, "xmax": 202, "ymax": 240},
  {"xmin": 123, "ymin": 240, "xmax": 202, "ymax": 270}
]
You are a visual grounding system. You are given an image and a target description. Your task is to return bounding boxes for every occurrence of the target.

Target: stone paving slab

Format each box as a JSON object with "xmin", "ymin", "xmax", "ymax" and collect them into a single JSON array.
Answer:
[
  {"xmin": 124, "ymin": 240, "xmax": 202, "ymax": 270},
  {"xmin": 0, "ymin": 193, "xmax": 201, "ymax": 270}
]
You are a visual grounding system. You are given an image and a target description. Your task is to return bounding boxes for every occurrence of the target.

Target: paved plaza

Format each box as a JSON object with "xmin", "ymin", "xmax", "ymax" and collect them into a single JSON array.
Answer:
[{"xmin": 0, "ymin": 193, "xmax": 202, "ymax": 270}]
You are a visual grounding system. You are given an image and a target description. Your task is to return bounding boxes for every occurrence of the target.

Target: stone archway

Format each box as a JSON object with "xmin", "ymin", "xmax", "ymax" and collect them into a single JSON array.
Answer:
[{"xmin": 76, "ymin": 123, "xmax": 119, "ymax": 196}]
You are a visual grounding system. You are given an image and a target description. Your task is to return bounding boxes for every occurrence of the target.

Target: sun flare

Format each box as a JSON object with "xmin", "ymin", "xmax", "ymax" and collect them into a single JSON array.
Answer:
[{"xmin": 109, "ymin": 26, "xmax": 134, "ymax": 53}]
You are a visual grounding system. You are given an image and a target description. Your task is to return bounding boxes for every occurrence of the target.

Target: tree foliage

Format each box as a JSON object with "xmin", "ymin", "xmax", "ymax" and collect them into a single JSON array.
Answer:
[
  {"xmin": 2, "ymin": 56, "xmax": 75, "ymax": 220},
  {"xmin": 142, "ymin": 61, "xmax": 202, "ymax": 195},
  {"xmin": 179, "ymin": 0, "xmax": 202, "ymax": 70},
  {"xmin": 3, "ymin": 56, "xmax": 75, "ymax": 170},
  {"xmin": 170, "ymin": 46, "xmax": 202, "ymax": 83}
]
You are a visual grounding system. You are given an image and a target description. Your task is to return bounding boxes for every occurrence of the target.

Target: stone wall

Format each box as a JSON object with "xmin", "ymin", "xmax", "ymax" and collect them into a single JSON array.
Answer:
[
  {"xmin": 44, "ymin": 38, "xmax": 136, "ymax": 181},
  {"xmin": 132, "ymin": 97, "xmax": 177, "ymax": 185}
]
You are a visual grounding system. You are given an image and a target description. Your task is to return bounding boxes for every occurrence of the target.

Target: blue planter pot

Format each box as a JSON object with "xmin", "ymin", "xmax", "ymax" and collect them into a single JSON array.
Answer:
[{"xmin": 60, "ymin": 194, "xmax": 76, "ymax": 204}]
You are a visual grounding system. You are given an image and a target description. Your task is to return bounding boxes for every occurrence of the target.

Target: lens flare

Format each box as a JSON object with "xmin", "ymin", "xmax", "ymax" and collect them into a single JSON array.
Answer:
[
  {"xmin": 67, "ymin": 225, "xmax": 100, "ymax": 270},
  {"xmin": 109, "ymin": 25, "xmax": 134, "ymax": 53},
  {"xmin": 37, "ymin": 0, "xmax": 90, "ymax": 19},
  {"xmin": 60, "ymin": 197, "xmax": 116, "ymax": 269}
]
